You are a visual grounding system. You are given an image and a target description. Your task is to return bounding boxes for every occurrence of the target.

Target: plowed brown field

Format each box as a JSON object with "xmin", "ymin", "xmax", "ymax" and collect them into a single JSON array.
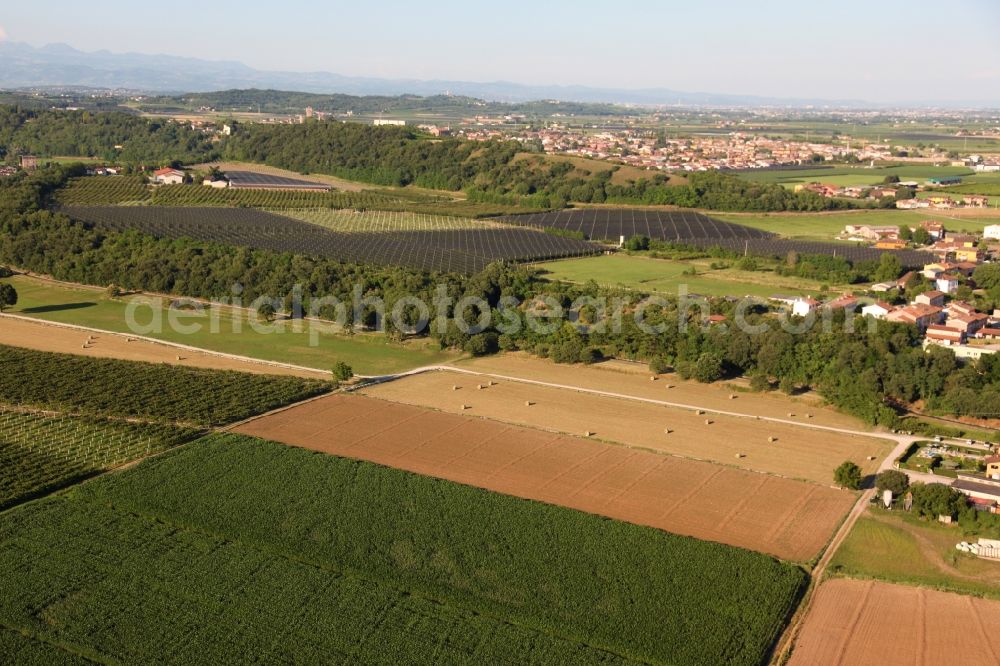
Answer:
[
  {"xmin": 234, "ymin": 393, "xmax": 855, "ymax": 561},
  {"xmin": 790, "ymin": 578, "xmax": 1000, "ymax": 665},
  {"xmin": 361, "ymin": 370, "xmax": 891, "ymax": 485}
]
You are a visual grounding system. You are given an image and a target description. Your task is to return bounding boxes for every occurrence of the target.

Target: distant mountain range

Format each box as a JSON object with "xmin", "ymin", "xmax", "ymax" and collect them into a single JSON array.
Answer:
[{"xmin": 0, "ymin": 41, "xmax": 989, "ymax": 108}]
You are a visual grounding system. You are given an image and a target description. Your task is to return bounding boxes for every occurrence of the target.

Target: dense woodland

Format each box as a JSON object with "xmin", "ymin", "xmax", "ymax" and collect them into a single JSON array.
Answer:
[
  {"xmin": 138, "ymin": 89, "xmax": 629, "ymax": 118},
  {"xmin": 0, "ymin": 166, "xmax": 996, "ymax": 430},
  {"xmin": 0, "ymin": 106, "xmax": 846, "ymax": 212}
]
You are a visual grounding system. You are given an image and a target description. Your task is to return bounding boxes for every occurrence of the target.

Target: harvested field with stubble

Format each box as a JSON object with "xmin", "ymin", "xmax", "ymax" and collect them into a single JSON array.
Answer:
[
  {"xmin": 362, "ymin": 369, "xmax": 891, "ymax": 485},
  {"xmin": 789, "ymin": 578, "xmax": 1000, "ymax": 665},
  {"xmin": 234, "ymin": 393, "xmax": 856, "ymax": 561},
  {"xmin": 459, "ymin": 354, "xmax": 871, "ymax": 431}
]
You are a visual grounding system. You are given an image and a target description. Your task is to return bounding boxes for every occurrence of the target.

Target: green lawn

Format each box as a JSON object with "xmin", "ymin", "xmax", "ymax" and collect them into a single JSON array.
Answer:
[
  {"xmin": 713, "ymin": 209, "xmax": 996, "ymax": 239},
  {"xmin": 533, "ymin": 254, "xmax": 831, "ymax": 298},
  {"xmin": 736, "ymin": 165, "xmax": 975, "ymax": 187},
  {"xmin": 6, "ymin": 276, "xmax": 458, "ymax": 375},
  {"xmin": 828, "ymin": 510, "xmax": 1000, "ymax": 600}
]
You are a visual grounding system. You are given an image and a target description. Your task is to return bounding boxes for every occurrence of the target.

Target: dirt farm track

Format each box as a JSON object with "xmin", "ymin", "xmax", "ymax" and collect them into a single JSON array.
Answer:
[
  {"xmin": 235, "ymin": 393, "xmax": 855, "ymax": 562},
  {"xmin": 790, "ymin": 578, "xmax": 1000, "ymax": 665}
]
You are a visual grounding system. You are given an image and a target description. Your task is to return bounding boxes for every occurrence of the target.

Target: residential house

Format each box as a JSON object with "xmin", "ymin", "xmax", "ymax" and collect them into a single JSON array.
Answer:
[
  {"xmin": 985, "ymin": 225, "xmax": 1000, "ymax": 241},
  {"xmin": 152, "ymin": 168, "xmax": 185, "ymax": 185},
  {"xmin": 861, "ymin": 301, "xmax": 894, "ymax": 319},
  {"xmin": 915, "ymin": 290, "xmax": 946, "ymax": 307},
  {"xmin": 925, "ymin": 325, "xmax": 965, "ymax": 345},
  {"xmin": 896, "ymin": 271, "xmax": 917, "ymax": 291},
  {"xmin": 986, "ymin": 457, "xmax": 1000, "ymax": 481},
  {"xmin": 946, "ymin": 311, "xmax": 989, "ymax": 336},
  {"xmin": 886, "ymin": 303, "xmax": 944, "ymax": 330},
  {"xmin": 936, "ymin": 274, "xmax": 961, "ymax": 294},
  {"xmin": 920, "ymin": 220, "xmax": 945, "ymax": 239},
  {"xmin": 792, "ymin": 297, "xmax": 820, "ymax": 317},
  {"xmin": 824, "ymin": 295, "xmax": 858, "ymax": 312},
  {"xmin": 964, "ymin": 195, "xmax": 990, "ymax": 208},
  {"xmin": 979, "ymin": 328, "xmax": 1000, "ymax": 341},
  {"xmin": 949, "ymin": 301, "xmax": 978, "ymax": 317}
]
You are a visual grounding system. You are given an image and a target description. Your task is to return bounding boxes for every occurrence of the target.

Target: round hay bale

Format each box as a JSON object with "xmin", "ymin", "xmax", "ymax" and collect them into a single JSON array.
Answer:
[
  {"xmin": 768, "ymin": 436, "xmax": 776, "ymax": 443},
  {"xmin": 525, "ymin": 401, "xmax": 534, "ymax": 407},
  {"xmin": 735, "ymin": 453, "xmax": 745, "ymax": 459},
  {"xmin": 584, "ymin": 431, "xmax": 593, "ymax": 437},
  {"xmin": 664, "ymin": 428, "xmax": 673, "ymax": 434},
  {"xmin": 650, "ymin": 376, "xmax": 657, "ymax": 381},
  {"xmin": 176, "ymin": 355, "xmax": 184, "ymax": 361},
  {"xmin": 461, "ymin": 404, "xmax": 470, "ymax": 410},
  {"xmin": 666, "ymin": 384, "xmax": 674, "ymax": 389},
  {"xmin": 867, "ymin": 455, "xmax": 876, "ymax": 461},
  {"xmin": 704, "ymin": 419, "xmax": 713, "ymax": 425},
  {"xmin": 788, "ymin": 412, "xmax": 795, "ymax": 418},
  {"xmin": 695, "ymin": 409, "xmax": 705, "ymax": 415},
  {"xmin": 477, "ymin": 384, "xmax": 484, "ymax": 390},
  {"xmin": 729, "ymin": 394, "xmax": 737, "ymax": 400},
  {"xmin": 806, "ymin": 413, "xmax": 813, "ymax": 419}
]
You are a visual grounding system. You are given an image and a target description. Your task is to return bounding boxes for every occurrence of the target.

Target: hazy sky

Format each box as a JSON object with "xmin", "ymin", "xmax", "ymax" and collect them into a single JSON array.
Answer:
[{"xmin": 3, "ymin": 0, "xmax": 1000, "ymax": 103}]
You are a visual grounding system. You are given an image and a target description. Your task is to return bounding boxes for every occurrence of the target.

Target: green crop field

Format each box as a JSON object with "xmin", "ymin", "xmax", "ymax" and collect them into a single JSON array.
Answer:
[
  {"xmin": 0, "ymin": 408, "xmax": 197, "ymax": 510},
  {"xmin": 51, "ymin": 177, "xmax": 538, "ymax": 217},
  {"xmin": 0, "ymin": 345, "xmax": 328, "ymax": 427},
  {"xmin": 7, "ymin": 276, "xmax": 459, "ymax": 375},
  {"xmin": 55, "ymin": 176, "xmax": 152, "ymax": 205},
  {"xmin": 534, "ymin": 254, "xmax": 831, "ymax": 298},
  {"xmin": 0, "ymin": 625, "xmax": 90, "ymax": 665},
  {"xmin": 828, "ymin": 511, "xmax": 1000, "ymax": 600},
  {"xmin": 735, "ymin": 165, "xmax": 974, "ymax": 188},
  {"xmin": 713, "ymin": 209, "xmax": 995, "ymax": 239},
  {"xmin": 280, "ymin": 207, "xmax": 489, "ymax": 232},
  {"xmin": 0, "ymin": 434, "xmax": 807, "ymax": 665}
]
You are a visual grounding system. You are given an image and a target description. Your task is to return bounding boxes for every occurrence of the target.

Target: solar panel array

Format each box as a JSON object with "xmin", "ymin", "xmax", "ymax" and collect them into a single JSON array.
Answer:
[
  {"xmin": 225, "ymin": 171, "xmax": 333, "ymax": 191},
  {"xmin": 502, "ymin": 208, "xmax": 928, "ymax": 268},
  {"xmin": 61, "ymin": 206, "xmax": 600, "ymax": 274},
  {"xmin": 501, "ymin": 209, "xmax": 775, "ymax": 241}
]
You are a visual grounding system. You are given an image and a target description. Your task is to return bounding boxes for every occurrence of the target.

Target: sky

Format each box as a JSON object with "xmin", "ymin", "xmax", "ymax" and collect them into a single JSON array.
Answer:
[{"xmin": 3, "ymin": 0, "xmax": 1000, "ymax": 104}]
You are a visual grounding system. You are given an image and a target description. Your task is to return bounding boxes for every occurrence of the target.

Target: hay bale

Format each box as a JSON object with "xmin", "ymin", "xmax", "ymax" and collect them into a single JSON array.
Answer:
[
  {"xmin": 477, "ymin": 384, "xmax": 484, "ymax": 390},
  {"xmin": 735, "ymin": 453, "xmax": 745, "ymax": 459},
  {"xmin": 806, "ymin": 413, "xmax": 813, "ymax": 419},
  {"xmin": 461, "ymin": 404, "xmax": 470, "ymax": 410},
  {"xmin": 787, "ymin": 412, "xmax": 795, "ymax": 418},
  {"xmin": 704, "ymin": 419, "xmax": 713, "ymax": 425},
  {"xmin": 650, "ymin": 376, "xmax": 657, "ymax": 381},
  {"xmin": 176, "ymin": 355, "xmax": 184, "ymax": 361},
  {"xmin": 584, "ymin": 431, "xmax": 594, "ymax": 437},
  {"xmin": 768, "ymin": 436, "xmax": 777, "ymax": 443},
  {"xmin": 867, "ymin": 455, "xmax": 876, "ymax": 461},
  {"xmin": 695, "ymin": 409, "xmax": 705, "ymax": 415},
  {"xmin": 665, "ymin": 384, "xmax": 674, "ymax": 389},
  {"xmin": 452, "ymin": 385, "xmax": 460, "ymax": 391},
  {"xmin": 525, "ymin": 401, "xmax": 534, "ymax": 407},
  {"xmin": 664, "ymin": 428, "xmax": 673, "ymax": 434}
]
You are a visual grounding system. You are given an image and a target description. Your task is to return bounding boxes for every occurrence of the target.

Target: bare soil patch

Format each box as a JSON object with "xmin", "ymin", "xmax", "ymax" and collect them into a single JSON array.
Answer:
[
  {"xmin": 790, "ymin": 578, "xmax": 1000, "ymax": 665},
  {"xmin": 234, "ymin": 393, "xmax": 855, "ymax": 561}
]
